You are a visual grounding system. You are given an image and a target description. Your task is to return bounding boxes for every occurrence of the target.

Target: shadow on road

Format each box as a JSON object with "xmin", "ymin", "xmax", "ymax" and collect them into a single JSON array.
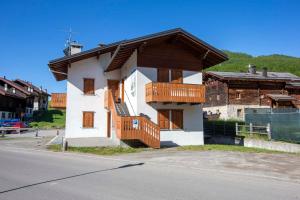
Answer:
[{"xmin": 0, "ymin": 162, "xmax": 144, "ymax": 194}]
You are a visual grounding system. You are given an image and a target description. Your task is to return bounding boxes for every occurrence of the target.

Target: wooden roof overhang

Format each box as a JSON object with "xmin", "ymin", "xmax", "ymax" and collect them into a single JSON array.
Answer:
[
  {"xmin": 0, "ymin": 77, "xmax": 31, "ymax": 96},
  {"xmin": 49, "ymin": 28, "xmax": 228, "ymax": 81}
]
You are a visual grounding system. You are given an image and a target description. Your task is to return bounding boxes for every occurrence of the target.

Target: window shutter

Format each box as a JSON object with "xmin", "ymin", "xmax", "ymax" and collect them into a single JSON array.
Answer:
[
  {"xmin": 83, "ymin": 112, "xmax": 94, "ymax": 128},
  {"xmin": 84, "ymin": 79, "xmax": 95, "ymax": 95},
  {"xmin": 158, "ymin": 110, "xmax": 170, "ymax": 129},
  {"xmin": 171, "ymin": 110, "xmax": 183, "ymax": 129},
  {"xmin": 171, "ymin": 70, "xmax": 183, "ymax": 83}
]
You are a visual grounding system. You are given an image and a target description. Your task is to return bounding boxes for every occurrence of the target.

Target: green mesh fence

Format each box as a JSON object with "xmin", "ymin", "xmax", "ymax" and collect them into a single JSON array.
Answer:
[{"xmin": 245, "ymin": 108, "xmax": 300, "ymax": 144}]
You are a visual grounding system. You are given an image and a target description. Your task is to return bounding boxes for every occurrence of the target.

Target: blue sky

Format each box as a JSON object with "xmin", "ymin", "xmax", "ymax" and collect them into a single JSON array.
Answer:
[{"xmin": 0, "ymin": 0, "xmax": 299, "ymax": 93}]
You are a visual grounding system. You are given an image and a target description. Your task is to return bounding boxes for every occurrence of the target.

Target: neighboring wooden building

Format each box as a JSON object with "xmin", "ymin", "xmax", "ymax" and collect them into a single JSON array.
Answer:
[
  {"xmin": 14, "ymin": 79, "xmax": 49, "ymax": 113},
  {"xmin": 0, "ymin": 76, "xmax": 49, "ymax": 120},
  {"xmin": 0, "ymin": 77, "xmax": 28, "ymax": 119},
  {"xmin": 49, "ymin": 28, "xmax": 227, "ymax": 148},
  {"xmin": 203, "ymin": 65, "xmax": 300, "ymax": 120}
]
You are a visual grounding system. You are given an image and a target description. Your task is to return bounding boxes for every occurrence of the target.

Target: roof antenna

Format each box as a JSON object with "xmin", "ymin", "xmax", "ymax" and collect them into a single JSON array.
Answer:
[{"xmin": 62, "ymin": 27, "xmax": 82, "ymax": 56}]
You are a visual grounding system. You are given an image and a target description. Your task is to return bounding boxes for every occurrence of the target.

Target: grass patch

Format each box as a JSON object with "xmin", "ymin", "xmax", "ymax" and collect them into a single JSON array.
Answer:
[
  {"xmin": 30, "ymin": 108, "xmax": 66, "ymax": 129},
  {"xmin": 238, "ymin": 132, "xmax": 269, "ymax": 141},
  {"xmin": 47, "ymin": 145, "xmax": 143, "ymax": 155},
  {"xmin": 178, "ymin": 144, "xmax": 286, "ymax": 154}
]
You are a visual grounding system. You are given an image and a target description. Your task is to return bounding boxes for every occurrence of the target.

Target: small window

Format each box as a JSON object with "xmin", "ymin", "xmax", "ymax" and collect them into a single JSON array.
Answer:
[
  {"xmin": 236, "ymin": 92, "xmax": 241, "ymax": 99},
  {"xmin": 217, "ymin": 94, "xmax": 220, "ymax": 101},
  {"xmin": 1, "ymin": 112, "xmax": 5, "ymax": 119},
  {"xmin": 237, "ymin": 109, "xmax": 242, "ymax": 118},
  {"xmin": 83, "ymin": 111, "xmax": 94, "ymax": 128},
  {"xmin": 83, "ymin": 78, "xmax": 95, "ymax": 95}
]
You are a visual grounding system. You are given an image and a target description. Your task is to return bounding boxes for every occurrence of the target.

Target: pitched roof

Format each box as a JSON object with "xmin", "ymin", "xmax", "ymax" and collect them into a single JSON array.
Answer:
[
  {"xmin": 49, "ymin": 28, "xmax": 228, "ymax": 81},
  {"xmin": 266, "ymin": 94, "xmax": 295, "ymax": 102},
  {"xmin": 0, "ymin": 77, "xmax": 30, "ymax": 95},
  {"xmin": 14, "ymin": 79, "xmax": 49, "ymax": 96},
  {"xmin": 0, "ymin": 84, "xmax": 27, "ymax": 99},
  {"xmin": 205, "ymin": 71, "xmax": 300, "ymax": 82},
  {"xmin": 286, "ymin": 81, "xmax": 300, "ymax": 89}
]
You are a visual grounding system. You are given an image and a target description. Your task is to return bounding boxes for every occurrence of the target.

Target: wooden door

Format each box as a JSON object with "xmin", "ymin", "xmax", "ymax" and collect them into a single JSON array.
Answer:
[
  {"xmin": 171, "ymin": 110, "xmax": 183, "ymax": 129},
  {"xmin": 157, "ymin": 110, "xmax": 170, "ymax": 129},
  {"xmin": 107, "ymin": 80, "xmax": 120, "ymax": 102},
  {"xmin": 171, "ymin": 70, "xmax": 183, "ymax": 83},
  {"xmin": 121, "ymin": 79, "xmax": 125, "ymax": 103},
  {"xmin": 157, "ymin": 68, "xmax": 169, "ymax": 82}
]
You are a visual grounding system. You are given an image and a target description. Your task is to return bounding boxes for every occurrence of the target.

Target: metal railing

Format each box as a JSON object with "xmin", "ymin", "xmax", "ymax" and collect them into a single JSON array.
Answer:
[{"xmin": 235, "ymin": 123, "xmax": 271, "ymax": 140}]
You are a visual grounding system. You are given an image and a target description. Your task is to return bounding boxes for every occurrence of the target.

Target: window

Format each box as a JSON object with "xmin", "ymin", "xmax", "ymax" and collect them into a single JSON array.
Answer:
[
  {"xmin": 217, "ymin": 94, "xmax": 220, "ymax": 101},
  {"xmin": 83, "ymin": 112, "xmax": 94, "ymax": 128},
  {"xmin": 157, "ymin": 69, "xmax": 169, "ymax": 82},
  {"xmin": 171, "ymin": 110, "xmax": 183, "ymax": 129},
  {"xmin": 237, "ymin": 109, "xmax": 242, "ymax": 118},
  {"xmin": 83, "ymin": 78, "xmax": 95, "ymax": 95},
  {"xmin": 171, "ymin": 70, "xmax": 183, "ymax": 83},
  {"xmin": 236, "ymin": 92, "xmax": 241, "ymax": 99},
  {"xmin": 157, "ymin": 110, "xmax": 170, "ymax": 129},
  {"xmin": 157, "ymin": 109, "xmax": 183, "ymax": 130},
  {"xmin": 1, "ymin": 112, "xmax": 5, "ymax": 119}
]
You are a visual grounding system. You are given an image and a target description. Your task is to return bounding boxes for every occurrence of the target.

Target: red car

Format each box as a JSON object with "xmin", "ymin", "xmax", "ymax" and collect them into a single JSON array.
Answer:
[{"xmin": 11, "ymin": 122, "xmax": 29, "ymax": 128}]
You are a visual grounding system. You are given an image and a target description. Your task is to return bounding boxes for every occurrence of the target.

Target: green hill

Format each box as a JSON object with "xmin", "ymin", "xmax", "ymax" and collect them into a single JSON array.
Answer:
[{"xmin": 208, "ymin": 50, "xmax": 300, "ymax": 76}]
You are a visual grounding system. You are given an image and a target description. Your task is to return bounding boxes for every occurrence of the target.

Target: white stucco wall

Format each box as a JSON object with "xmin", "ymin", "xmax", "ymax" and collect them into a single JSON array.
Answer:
[
  {"xmin": 121, "ymin": 50, "xmax": 138, "ymax": 116},
  {"xmin": 65, "ymin": 53, "xmax": 119, "ymax": 139},
  {"xmin": 203, "ymin": 104, "xmax": 270, "ymax": 120}
]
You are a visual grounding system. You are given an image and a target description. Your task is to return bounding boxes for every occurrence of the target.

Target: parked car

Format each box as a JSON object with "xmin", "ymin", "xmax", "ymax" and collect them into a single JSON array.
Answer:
[{"xmin": 0, "ymin": 119, "xmax": 29, "ymax": 133}]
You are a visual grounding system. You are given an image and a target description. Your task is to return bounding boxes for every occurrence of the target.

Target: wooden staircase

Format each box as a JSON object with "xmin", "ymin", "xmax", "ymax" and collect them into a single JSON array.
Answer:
[{"xmin": 105, "ymin": 90, "xmax": 160, "ymax": 148}]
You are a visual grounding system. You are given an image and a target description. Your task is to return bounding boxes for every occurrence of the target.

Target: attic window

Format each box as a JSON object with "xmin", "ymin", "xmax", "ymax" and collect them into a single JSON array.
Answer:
[{"xmin": 236, "ymin": 92, "xmax": 241, "ymax": 99}]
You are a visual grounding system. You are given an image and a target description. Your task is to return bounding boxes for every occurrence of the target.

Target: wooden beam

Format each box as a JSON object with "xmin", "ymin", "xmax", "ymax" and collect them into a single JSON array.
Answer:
[
  {"xmin": 138, "ymin": 42, "xmax": 147, "ymax": 54},
  {"xmin": 202, "ymin": 50, "xmax": 210, "ymax": 60}
]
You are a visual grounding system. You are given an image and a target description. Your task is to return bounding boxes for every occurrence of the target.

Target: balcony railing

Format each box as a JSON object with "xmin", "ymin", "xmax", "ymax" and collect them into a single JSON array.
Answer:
[
  {"xmin": 51, "ymin": 93, "xmax": 67, "ymax": 109},
  {"xmin": 145, "ymin": 82, "xmax": 205, "ymax": 104},
  {"xmin": 106, "ymin": 89, "xmax": 160, "ymax": 148}
]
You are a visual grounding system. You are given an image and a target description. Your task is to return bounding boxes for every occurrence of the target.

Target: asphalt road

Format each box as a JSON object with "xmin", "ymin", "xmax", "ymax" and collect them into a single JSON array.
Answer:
[{"xmin": 0, "ymin": 145, "xmax": 299, "ymax": 200}]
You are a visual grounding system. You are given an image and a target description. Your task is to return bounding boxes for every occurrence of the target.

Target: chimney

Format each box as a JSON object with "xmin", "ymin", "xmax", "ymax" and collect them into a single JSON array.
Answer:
[
  {"xmin": 3, "ymin": 76, "xmax": 6, "ymax": 79},
  {"xmin": 248, "ymin": 64, "xmax": 256, "ymax": 74},
  {"xmin": 262, "ymin": 67, "xmax": 268, "ymax": 77},
  {"xmin": 63, "ymin": 41, "xmax": 83, "ymax": 56}
]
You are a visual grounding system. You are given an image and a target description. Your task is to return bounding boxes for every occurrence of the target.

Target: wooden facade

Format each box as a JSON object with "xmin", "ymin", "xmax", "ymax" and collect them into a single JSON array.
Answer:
[
  {"xmin": 51, "ymin": 93, "xmax": 66, "ymax": 109},
  {"xmin": 204, "ymin": 72, "xmax": 300, "ymax": 108}
]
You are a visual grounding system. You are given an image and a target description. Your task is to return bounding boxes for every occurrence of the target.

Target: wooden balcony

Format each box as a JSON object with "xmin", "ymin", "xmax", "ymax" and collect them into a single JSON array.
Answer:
[
  {"xmin": 145, "ymin": 82, "xmax": 205, "ymax": 104},
  {"xmin": 51, "ymin": 93, "xmax": 66, "ymax": 109}
]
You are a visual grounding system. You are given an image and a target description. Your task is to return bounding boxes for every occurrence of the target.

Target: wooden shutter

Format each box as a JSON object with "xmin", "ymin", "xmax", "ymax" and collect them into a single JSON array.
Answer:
[
  {"xmin": 83, "ymin": 112, "xmax": 94, "ymax": 128},
  {"xmin": 171, "ymin": 70, "xmax": 183, "ymax": 83},
  {"xmin": 171, "ymin": 110, "xmax": 183, "ymax": 129},
  {"xmin": 84, "ymin": 78, "xmax": 95, "ymax": 95},
  {"xmin": 157, "ymin": 110, "xmax": 170, "ymax": 129},
  {"xmin": 157, "ymin": 69, "xmax": 169, "ymax": 82}
]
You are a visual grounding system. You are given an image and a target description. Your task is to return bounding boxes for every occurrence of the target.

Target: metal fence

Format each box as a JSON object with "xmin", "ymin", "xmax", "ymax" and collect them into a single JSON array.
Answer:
[
  {"xmin": 236, "ymin": 123, "xmax": 271, "ymax": 140},
  {"xmin": 244, "ymin": 108, "xmax": 300, "ymax": 144},
  {"xmin": 204, "ymin": 120, "xmax": 237, "ymax": 137}
]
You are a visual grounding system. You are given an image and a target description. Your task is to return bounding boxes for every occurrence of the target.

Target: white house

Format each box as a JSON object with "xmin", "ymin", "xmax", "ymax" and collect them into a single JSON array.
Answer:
[{"xmin": 49, "ymin": 28, "xmax": 228, "ymax": 148}]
